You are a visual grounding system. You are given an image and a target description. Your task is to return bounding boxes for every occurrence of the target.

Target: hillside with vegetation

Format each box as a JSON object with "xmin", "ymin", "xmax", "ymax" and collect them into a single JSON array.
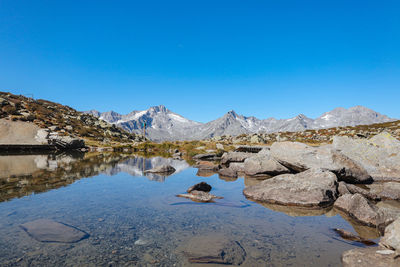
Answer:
[{"xmin": 0, "ymin": 92, "xmax": 145, "ymax": 146}]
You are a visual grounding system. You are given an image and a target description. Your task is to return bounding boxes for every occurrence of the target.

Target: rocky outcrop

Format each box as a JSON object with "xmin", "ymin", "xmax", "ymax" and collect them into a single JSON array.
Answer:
[
  {"xmin": 20, "ymin": 219, "xmax": 89, "ymax": 243},
  {"xmin": 333, "ymin": 132, "xmax": 400, "ymax": 181},
  {"xmin": 243, "ymin": 168, "xmax": 338, "ymax": 207},
  {"xmin": 270, "ymin": 142, "xmax": 372, "ymax": 183}
]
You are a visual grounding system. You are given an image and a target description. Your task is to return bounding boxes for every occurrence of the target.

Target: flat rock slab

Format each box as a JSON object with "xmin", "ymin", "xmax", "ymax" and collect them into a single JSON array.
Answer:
[
  {"xmin": 20, "ymin": 219, "xmax": 89, "ymax": 243},
  {"xmin": 342, "ymin": 246, "xmax": 399, "ymax": 267}
]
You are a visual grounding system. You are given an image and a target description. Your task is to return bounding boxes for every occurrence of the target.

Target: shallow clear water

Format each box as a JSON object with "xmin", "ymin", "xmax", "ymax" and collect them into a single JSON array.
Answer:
[{"xmin": 0, "ymin": 153, "xmax": 376, "ymax": 266}]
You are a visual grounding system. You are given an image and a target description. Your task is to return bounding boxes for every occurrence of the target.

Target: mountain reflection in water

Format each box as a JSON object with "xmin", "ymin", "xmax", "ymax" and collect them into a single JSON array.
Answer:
[{"xmin": 0, "ymin": 153, "xmax": 189, "ymax": 203}]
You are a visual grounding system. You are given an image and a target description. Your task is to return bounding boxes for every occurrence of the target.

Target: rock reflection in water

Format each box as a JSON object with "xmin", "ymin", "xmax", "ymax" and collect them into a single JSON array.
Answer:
[{"xmin": 0, "ymin": 153, "xmax": 189, "ymax": 203}]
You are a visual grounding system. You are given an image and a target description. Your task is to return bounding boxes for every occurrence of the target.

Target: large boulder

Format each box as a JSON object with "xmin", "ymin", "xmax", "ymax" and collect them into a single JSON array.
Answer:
[
  {"xmin": 192, "ymin": 153, "xmax": 217, "ymax": 161},
  {"xmin": 244, "ymin": 152, "xmax": 290, "ymax": 177},
  {"xmin": 51, "ymin": 136, "xmax": 86, "ymax": 149},
  {"xmin": 20, "ymin": 219, "xmax": 89, "ymax": 243},
  {"xmin": 243, "ymin": 168, "xmax": 338, "ymax": 207},
  {"xmin": 270, "ymin": 142, "xmax": 372, "ymax": 183},
  {"xmin": 334, "ymin": 193, "xmax": 398, "ymax": 229},
  {"xmin": 342, "ymin": 247, "xmax": 399, "ymax": 267},
  {"xmin": 380, "ymin": 217, "xmax": 400, "ymax": 252},
  {"xmin": 220, "ymin": 152, "xmax": 253, "ymax": 165},
  {"xmin": 333, "ymin": 133, "xmax": 400, "ymax": 181}
]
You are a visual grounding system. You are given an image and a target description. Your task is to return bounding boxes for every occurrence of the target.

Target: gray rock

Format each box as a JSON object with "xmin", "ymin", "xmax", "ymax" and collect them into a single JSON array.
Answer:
[
  {"xmin": 344, "ymin": 183, "xmax": 381, "ymax": 201},
  {"xmin": 20, "ymin": 219, "xmax": 89, "ymax": 243},
  {"xmin": 220, "ymin": 152, "xmax": 253, "ymax": 165},
  {"xmin": 192, "ymin": 153, "xmax": 217, "ymax": 161},
  {"xmin": 270, "ymin": 142, "xmax": 372, "ymax": 183},
  {"xmin": 176, "ymin": 190, "xmax": 222, "ymax": 202},
  {"xmin": 342, "ymin": 246, "xmax": 399, "ymax": 267},
  {"xmin": 218, "ymin": 168, "xmax": 238, "ymax": 178},
  {"xmin": 244, "ymin": 153, "xmax": 290, "ymax": 177},
  {"xmin": 333, "ymin": 133, "xmax": 400, "ymax": 181},
  {"xmin": 338, "ymin": 182, "xmax": 351, "ymax": 196},
  {"xmin": 216, "ymin": 143, "xmax": 224, "ymax": 150},
  {"xmin": 144, "ymin": 165, "xmax": 176, "ymax": 174},
  {"xmin": 380, "ymin": 217, "xmax": 400, "ymax": 251},
  {"xmin": 367, "ymin": 183, "xmax": 400, "ymax": 200},
  {"xmin": 181, "ymin": 235, "xmax": 246, "ymax": 265},
  {"xmin": 334, "ymin": 193, "xmax": 397, "ymax": 229},
  {"xmin": 228, "ymin": 162, "xmax": 245, "ymax": 172},
  {"xmin": 243, "ymin": 168, "xmax": 338, "ymax": 207}
]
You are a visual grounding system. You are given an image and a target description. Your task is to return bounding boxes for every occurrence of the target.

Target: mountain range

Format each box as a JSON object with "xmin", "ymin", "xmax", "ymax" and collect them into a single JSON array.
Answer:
[{"xmin": 85, "ymin": 105, "xmax": 395, "ymax": 141}]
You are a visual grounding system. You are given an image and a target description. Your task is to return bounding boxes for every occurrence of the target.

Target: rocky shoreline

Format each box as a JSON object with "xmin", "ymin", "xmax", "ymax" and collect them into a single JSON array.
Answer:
[{"xmin": 192, "ymin": 132, "xmax": 400, "ymax": 266}]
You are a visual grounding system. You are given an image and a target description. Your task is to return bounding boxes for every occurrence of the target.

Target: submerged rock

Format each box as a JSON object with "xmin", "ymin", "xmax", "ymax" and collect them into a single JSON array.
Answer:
[
  {"xmin": 144, "ymin": 165, "xmax": 176, "ymax": 174},
  {"xmin": 243, "ymin": 168, "xmax": 338, "ymax": 207},
  {"xmin": 332, "ymin": 228, "xmax": 376, "ymax": 246},
  {"xmin": 181, "ymin": 235, "xmax": 246, "ymax": 265},
  {"xmin": 342, "ymin": 246, "xmax": 399, "ymax": 267},
  {"xmin": 176, "ymin": 190, "xmax": 222, "ymax": 202},
  {"xmin": 20, "ymin": 219, "xmax": 89, "ymax": 243},
  {"xmin": 187, "ymin": 182, "xmax": 212, "ymax": 193}
]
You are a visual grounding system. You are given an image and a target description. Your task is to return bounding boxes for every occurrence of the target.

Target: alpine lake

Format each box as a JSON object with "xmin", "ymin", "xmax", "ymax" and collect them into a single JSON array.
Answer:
[{"xmin": 0, "ymin": 152, "xmax": 381, "ymax": 266}]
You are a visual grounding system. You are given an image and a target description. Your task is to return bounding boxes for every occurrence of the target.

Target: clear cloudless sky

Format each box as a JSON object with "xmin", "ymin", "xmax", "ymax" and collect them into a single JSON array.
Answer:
[{"xmin": 0, "ymin": 0, "xmax": 399, "ymax": 122}]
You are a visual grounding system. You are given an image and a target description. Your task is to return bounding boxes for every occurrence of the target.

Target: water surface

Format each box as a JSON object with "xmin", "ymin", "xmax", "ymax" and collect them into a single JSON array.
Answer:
[{"xmin": 0, "ymin": 153, "xmax": 376, "ymax": 266}]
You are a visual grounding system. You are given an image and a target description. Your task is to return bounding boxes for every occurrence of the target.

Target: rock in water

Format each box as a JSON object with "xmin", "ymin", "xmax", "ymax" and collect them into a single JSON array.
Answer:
[
  {"xmin": 334, "ymin": 193, "xmax": 398, "ymax": 229},
  {"xmin": 144, "ymin": 165, "xmax": 176, "ymax": 174},
  {"xmin": 187, "ymin": 182, "xmax": 212, "ymax": 193},
  {"xmin": 380, "ymin": 217, "xmax": 400, "ymax": 251},
  {"xmin": 181, "ymin": 235, "xmax": 246, "ymax": 265},
  {"xmin": 342, "ymin": 247, "xmax": 399, "ymax": 267},
  {"xmin": 20, "ymin": 219, "xmax": 89, "ymax": 243},
  {"xmin": 176, "ymin": 190, "xmax": 222, "ymax": 202},
  {"xmin": 218, "ymin": 168, "xmax": 238, "ymax": 178},
  {"xmin": 243, "ymin": 168, "xmax": 338, "ymax": 207}
]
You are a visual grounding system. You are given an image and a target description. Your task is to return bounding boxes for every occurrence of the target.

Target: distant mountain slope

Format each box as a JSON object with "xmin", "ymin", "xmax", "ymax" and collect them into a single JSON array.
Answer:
[{"xmin": 87, "ymin": 105, "xmax": 395, "ymax": 141}]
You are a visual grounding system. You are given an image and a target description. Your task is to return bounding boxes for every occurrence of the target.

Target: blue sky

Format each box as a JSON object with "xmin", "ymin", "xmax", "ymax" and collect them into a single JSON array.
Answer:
[{"xmin": 0, "ymin": 0, "xmax": 399, "ymax": 122}]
